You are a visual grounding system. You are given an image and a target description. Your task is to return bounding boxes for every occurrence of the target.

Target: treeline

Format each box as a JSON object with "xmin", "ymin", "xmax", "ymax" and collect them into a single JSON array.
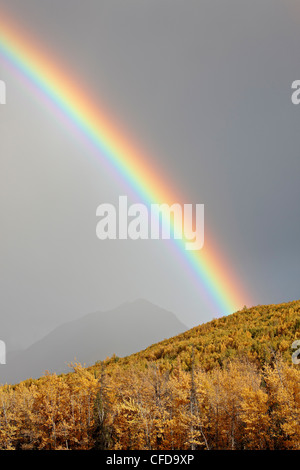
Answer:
[{"xmin": 0, "ymin": 356, "xmax": 299, "ymax": 450}]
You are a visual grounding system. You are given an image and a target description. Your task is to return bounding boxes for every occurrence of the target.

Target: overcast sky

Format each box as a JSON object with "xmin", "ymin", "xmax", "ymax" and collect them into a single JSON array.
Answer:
[{"xmin": 1, "ymin": 0, "xmax": 300, "ymax": 350}]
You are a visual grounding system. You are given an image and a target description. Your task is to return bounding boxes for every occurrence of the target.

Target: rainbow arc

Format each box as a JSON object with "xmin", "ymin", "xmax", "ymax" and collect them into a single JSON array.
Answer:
[{"xmin": 0, "ymin": 14, "xmax": 251, "ymax": 316}]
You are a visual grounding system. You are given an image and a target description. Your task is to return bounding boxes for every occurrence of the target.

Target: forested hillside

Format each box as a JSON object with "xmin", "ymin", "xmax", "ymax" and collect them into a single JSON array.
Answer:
[
  {"xmin": 93, "ymin": 299, "xmax": 300, "ymax": 372},
  {"xmin": 0, "ymin": 300, "xmax": 299, "ymax": 450}
]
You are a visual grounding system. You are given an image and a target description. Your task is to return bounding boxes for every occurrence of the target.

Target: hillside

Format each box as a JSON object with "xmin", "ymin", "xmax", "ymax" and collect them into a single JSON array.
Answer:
[
  {"xmin": 90, "ymin": 299, "xmax": 300, "ymax": 374},
  {"xmin": 0, "ymin": 299, "xmax": 299, "ymax": 450}
]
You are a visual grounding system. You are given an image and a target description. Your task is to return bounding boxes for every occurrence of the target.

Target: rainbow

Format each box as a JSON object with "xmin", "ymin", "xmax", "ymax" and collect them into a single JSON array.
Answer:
[{"xmin": 0, "ymin": 14, "xmax": 251, "ymax": 316}]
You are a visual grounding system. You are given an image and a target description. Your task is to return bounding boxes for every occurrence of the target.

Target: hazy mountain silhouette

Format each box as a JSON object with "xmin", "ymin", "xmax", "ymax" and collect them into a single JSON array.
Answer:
[{"xmin": 1, "ymin": 299, "xmax": 187, "ymax": 384}]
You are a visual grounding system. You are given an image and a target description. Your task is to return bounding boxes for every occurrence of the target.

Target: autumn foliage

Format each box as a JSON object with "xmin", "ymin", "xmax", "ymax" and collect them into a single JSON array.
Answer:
[{"xmin": 0, "ymin": 300, "xmax": 299, "ymax": 450}]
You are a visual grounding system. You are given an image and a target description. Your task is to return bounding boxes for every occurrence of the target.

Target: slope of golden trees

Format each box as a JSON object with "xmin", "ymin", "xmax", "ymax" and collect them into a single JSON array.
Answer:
[
  {"xmin": 0, "ymin": 300, "xmax": 299, "ymax": 450},
  {"xmin": 94, "ymin": 300, "xmax": 300, "ymax": 373}
]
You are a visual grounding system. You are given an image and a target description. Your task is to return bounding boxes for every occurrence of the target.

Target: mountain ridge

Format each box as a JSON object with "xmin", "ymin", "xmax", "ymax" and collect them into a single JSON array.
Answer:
[
  {"xmin": 1, "ymin": 299, "xmax": 187, "ymax": 384},
  {"xmin": 89, "ymin": 298, "xmax": 300, "ymax": 374}
]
